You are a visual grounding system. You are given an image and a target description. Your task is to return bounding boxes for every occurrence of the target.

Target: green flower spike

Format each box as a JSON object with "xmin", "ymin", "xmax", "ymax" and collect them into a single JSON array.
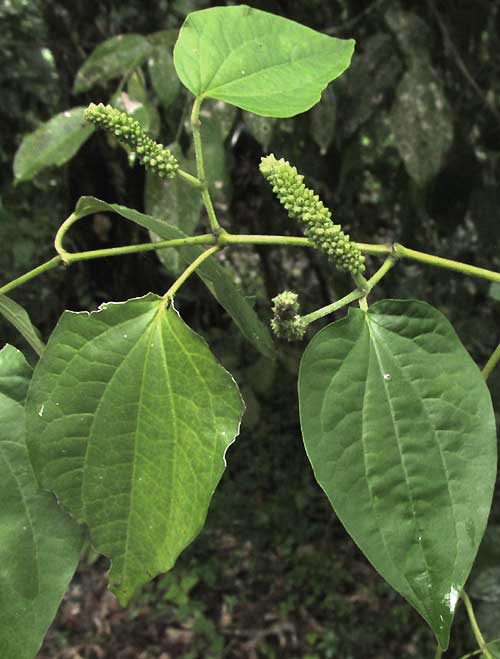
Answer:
[
  {"xmin": 260, "ymin": 154, "xmax": 365, "ymax": 275},
  {"xmin": 270, "ymin": 291, "xmax": 306, "ymax": 341},
  {"xmin": 85, "ymin": 103, "xmax": 179, "ymax": 179}
]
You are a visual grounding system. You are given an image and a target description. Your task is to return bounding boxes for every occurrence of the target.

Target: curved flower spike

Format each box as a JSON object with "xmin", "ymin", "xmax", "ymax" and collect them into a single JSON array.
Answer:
[
  {"xmin": 85, "ymin": 103, "xmax": 179, "ymax": 179},
  {"xmin": 260, "ymin": 154, "xmax": 365, "ymax": 275}
]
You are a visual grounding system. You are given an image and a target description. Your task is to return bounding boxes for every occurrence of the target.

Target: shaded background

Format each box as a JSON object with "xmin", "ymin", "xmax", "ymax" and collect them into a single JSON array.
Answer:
[{"xmin": 1, "ymin": 0, "xmax": 500, "ymax": 657}]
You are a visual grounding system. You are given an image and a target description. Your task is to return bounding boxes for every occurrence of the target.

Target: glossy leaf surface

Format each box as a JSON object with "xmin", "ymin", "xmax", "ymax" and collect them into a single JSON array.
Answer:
[
  {"xmin": 26, "ymin": 296, "xmax": 244, "ymax": 604},
  {"xmin": 67, "ymin": 197, "xmax": 274, "ymax": 358},
  {"xmin": 13, "ymin": 108, "xmax": 94, "ymax": 182},
  {"xmin": 173, "ymin": 5, "xmax": 355, "ymax": 117},
  {"xmin": 299, "ymin": 300, "xmax": 496, "ymax": 648},
  {"xmin": 0, "ymin": 345, "xmax": 82, "ymax": 659},
  {"xmin": 0, "ymin": 295, "xmax": 45, "ymax": 356},
  {"xmin": 74, "ymin": 34, "xmax": 153, "ymax": 93}
]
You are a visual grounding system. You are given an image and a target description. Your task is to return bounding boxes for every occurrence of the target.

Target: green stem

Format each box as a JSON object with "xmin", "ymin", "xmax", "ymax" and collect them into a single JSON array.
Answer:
[
  {"xmin": 461, "ymin": 591, "xmax": 494, "ymax": 659},
  {"xmin": 191, "ymin": 96, "xmax": 221, "ymax": 234},
  {"xmin": 394, "ymin": 243, "xmax": 500, "ymax": 283},
  {"xmin": 62, "ymin": 234, "xmax": 215, "ymax": 264},
  {"xmin": 482, "ymin": 341, "xmax": 500, "ymax": 380},
  {"xmin": 435, "ymin": 643, "xmax": 444, "ymax": 659},
  {"xmin": 301, "ymin": 257, "xmax": 397, "ymax": 326},
  {"xmin": 0, "ymin": 256, "xmax": 62, "ymax": 296},
  {"xmin": 163, "ymin": 245, "xmax": 220, "ymax": 301},
  {"xmin": 177, "ymin": 168, "xmax": 204, "ymax": 189},
  {"xmin": 301, "ymin": 288, "xmax": 365, "ymax": 325}
]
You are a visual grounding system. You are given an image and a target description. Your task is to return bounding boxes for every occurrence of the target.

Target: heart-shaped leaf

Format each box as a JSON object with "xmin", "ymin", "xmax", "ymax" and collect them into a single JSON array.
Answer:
[
  {"xmin": 298, "ymin": 299, "xmax": 497, "ymax": 649},
  {"xmin": 26, "ymin": 296, "xmax": 244, "ymax": 604},
  {"xmin": 0, "ymin": 345, "xmax": 83, "ymax": 659},
  {"xmin": 173, "ymin": 5, "xmax": 355, "ymax": 117}
]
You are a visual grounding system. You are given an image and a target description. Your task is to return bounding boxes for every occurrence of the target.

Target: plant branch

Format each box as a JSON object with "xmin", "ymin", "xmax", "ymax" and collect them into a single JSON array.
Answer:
[
  {"xmin": 434, "ymin": 643, "xmax": 444, "ymax": 659},
  {"xmin": 0, "ymin": 256, "xmax": 62, "ymax": 297},
  {"xmin": 482, "ymin": 341, "xmax": 500, "ymax": 380},
  {"xmin": 461, "ymin": 591, "xmax": 494, "ymax": 659},
  {"xmin": 393, "ymin": 243, "xmax": 500, "ymax": 283},
  {"xmin": 301, "ymin": 256, "xmax": 397, "ymax": 326},
  {"xmin": 163, "ymin": 245, "xmax": 220, "ymax": 301},
  {"xmin": 177, "ymin": 168, "xmax": 204, "ymax": 189},
  {"xmin": 191, "ymin": 96, "xmax": 221, "ymax": 233}
]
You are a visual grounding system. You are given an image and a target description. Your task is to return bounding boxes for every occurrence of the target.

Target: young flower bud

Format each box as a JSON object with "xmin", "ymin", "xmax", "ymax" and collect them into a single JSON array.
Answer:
[
  {"xmin": 260, "ymin": 154, "xmax": 365, "ymax": 275},
  {"xmin": 270, "ymin": 291, "xmax": 306, "ymax": 341},
  {"xmin": 85, "ymin": 103, "xmax": 179, "ymax": 179}
]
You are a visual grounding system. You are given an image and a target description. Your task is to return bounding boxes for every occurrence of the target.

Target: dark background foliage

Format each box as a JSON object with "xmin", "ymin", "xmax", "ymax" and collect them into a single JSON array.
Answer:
[{"xmin": 1, "ymin": 0, "xmax": 500, "ymax": 657}]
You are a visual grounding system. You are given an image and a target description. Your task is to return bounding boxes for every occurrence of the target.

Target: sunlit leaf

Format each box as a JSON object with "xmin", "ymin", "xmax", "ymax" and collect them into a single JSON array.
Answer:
[
  {"xmin": 13, "ymin": 108, "xmax": 94, "ymax": 183},
  {"xmin": 0, "ymin": 345, "xmax": 83, "ymax": 659},
  {"xmin": 26, "ymin": 295, "xmax": 244, "ymax": 604},
  {"xmin": 174, "ymin": 5, "xmax": 355, "ymax": 117},
  {"xmin": 299, "ymin": 300, "xmax": 496, "ymax": 649}
]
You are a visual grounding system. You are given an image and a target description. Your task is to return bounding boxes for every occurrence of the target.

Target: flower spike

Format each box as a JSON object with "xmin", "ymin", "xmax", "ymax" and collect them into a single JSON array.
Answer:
[
  {"xmin": 260, "ymin": 154, "xmax": 365, "ymax": 275},
  {"xmin": 85, "ymin": 103, "xmax": 179, "ymax": 179}
]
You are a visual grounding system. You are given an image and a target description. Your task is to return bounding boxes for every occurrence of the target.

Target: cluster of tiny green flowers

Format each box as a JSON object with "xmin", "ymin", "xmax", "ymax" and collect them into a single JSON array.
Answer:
[
  {"xmin": 84, "ymin": 103, "xmax": 179, "ymax": 179},
  {"xmin": 270, "ymin": 291, "xmax": 306, "ymax": 341},
  {"xmin": 260, "ymin": 154, "xmax": 365, "ymax": 275}
]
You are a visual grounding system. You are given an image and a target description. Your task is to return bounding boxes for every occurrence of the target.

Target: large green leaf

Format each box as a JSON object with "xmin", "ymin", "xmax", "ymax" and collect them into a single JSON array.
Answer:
[
  {"xmin": 0, "ymin": 345, "xmax": 83, "ymax": 659},
  {"xmin": 74, "ymin": 34, "xmax": 154, "ymax": 93},
  {"xmin": 173, "ymin": 5, "xmax": 355, "ymax": 117},
  {"xmin": 13, "ymin": 108, "xmax": 94, "ymax": 182},
  {"xmin": 26, "ymin": 295, "xmax": 244, "ymax": 604},
  {"xmin": 67, "ymin": 196, "xmax": 274, "ymax": 358},
  {"xmin": 298, "ymin": 299, "xmax": 497, "ymax": 649},
  {"xmin": 0, "ymin": 295, "xmax": 45, "ymax": 356}
]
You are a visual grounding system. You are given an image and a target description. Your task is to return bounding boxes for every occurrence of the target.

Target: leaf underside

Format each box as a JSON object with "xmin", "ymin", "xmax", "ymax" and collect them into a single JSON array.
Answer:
[
  {"xmin": 298, "ymin": 299, "xmax": 497, "ymax": 649},
  {"xmin": 26, "ymin": 295, "xmax": 244, "ymax": 604},
  {"xmin": 0, "ymin": 345, "xmax": 82, "ymax": 659},
  {"xmin": 173, "ymin": 5, "xmax": 355, "ymax": 117}
]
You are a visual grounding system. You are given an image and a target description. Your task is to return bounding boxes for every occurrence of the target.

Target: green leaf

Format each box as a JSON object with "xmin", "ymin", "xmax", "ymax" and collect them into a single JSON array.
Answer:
[
  {"xmin": 488, "ymin": 282, "xmax": 500, "ymax": 303},
  {"xmin": 0, "ymin": 295, "xmax": 45, "ymax": 356},
  {"xmin": 390, "ymin": 63, "xmax": 453, "ymax": 186},
  {"xmin": 310, "ymin": 87, "xmax": 336, "ymax": 155},
  {"xmin": 243, "ymin": 112, "xmax": 277, "ymax": 151},
  {"xmin": 26, "ymin": 296, "xmax": 244, "ymax": 604},
  {"xmin": 144, "ymin": 144, "xmax": 202, "ymax": 275},
  {"xmin": 74, "ymin": 34, "xmax": 154, "ymax": 94},
  {"xmin": 148, "ymin": 47, "xmax": 180, "ymax": 109},
  {"xmin": 68, "ymin": 196, "xmax": 274, "ymax": 358},
  {"xmin": 298, "ymin": 300, "xmax": 496, "ymax": 649},
  {"xmin": 0, "ymin": 345, "xmax": 83, "ymax": 659},
  {"xmin": 13, "ymin": 108, "xmax": 94, "ymax": 183},
  {"xmin": 173, "ymin": 5, "xmax": 355, "ymax": 117}
]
